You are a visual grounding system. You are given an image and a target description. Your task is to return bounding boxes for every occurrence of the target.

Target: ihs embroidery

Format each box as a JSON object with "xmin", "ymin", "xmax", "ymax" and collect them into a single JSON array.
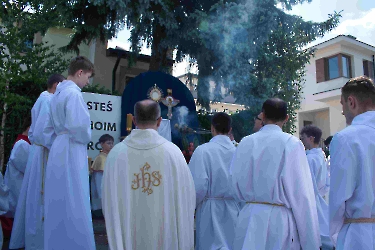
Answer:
[{"xmin": 131, "ymin": 162, "xmax": 162, "ymax": 195}]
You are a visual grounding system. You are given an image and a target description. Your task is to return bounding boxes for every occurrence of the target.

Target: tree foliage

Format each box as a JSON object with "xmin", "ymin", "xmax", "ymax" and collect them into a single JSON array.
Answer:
[{"xmin": 0, "ymin": 0, "xmax": 69, "ymax": 170}]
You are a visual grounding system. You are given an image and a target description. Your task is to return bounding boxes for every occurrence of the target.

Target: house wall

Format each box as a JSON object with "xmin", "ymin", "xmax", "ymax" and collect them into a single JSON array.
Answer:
[{"xmin": 295, "ymin": 37, "xmax": 375, "ymax": 138}]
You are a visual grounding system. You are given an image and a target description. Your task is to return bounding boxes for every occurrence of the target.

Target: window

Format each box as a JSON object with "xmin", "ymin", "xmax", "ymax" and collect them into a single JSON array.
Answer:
[
  {"xmin": 328, "ymin": 57, "xmax": 339, "ymax": 79},
  {"xmin": 363, "ymin": 60, "xmax": 374, "ymax": 80},
  {"xmin": 316, "ymin": 54, "xmax": 352, "ymax": 83},
  {"xmin": 342, "ymin": 55, "xmax": 350, "ymax": 78},
  {"xmin": 303, "ymin": 120, "xmax": 313, "ymax": 127}
]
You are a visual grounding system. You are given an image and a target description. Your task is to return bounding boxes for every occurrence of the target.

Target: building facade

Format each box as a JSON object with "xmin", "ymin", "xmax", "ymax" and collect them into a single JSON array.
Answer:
[{"xmin": 295, "ymin": 35, "xmax": 375, "ymax": 141}]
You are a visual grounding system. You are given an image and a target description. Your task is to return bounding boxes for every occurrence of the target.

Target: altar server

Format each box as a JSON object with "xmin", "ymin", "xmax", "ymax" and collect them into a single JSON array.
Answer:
[
  {"xmin": 300, "ymin": 125, "xmax": 333, "ymax": 249},
  {"xmin": 231, "ymin": 98, "xmax": 320, "ymax": 250},
  {"xmin": 44, "ymin": 56, "xmax": 95, "ymax": 249},
  {"xmin": 10, "ymin": 73, "xmax": 64, "ymax": 250},
  {"xmin": 330, "ymin": 76, "xmax": 375, "ymax": 249},
  {"xmin": 189, "ymin": 112, "xmax": 239, "ymax": 249},
  {"xmin": 4, "ymin": 116, "xmax": 31, "ymax": 218},
  {"xmin": 102, "ymin": 99, "xmax": 196, "ymax": 250}
]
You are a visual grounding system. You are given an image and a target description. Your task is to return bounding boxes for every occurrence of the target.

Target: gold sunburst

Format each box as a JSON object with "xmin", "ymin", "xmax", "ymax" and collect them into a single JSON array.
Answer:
[{"xmin": 147, "ymin": 84, "xmax": 164, "ymax": 102}]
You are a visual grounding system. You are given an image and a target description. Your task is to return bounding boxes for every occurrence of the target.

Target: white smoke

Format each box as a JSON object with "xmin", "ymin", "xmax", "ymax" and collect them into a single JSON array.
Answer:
[{"xmin": 175, "ymin": 106, "xmax": 189, "ymax": 126}]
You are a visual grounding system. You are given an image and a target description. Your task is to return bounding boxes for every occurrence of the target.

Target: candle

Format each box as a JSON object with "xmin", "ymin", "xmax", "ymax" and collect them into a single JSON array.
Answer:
[{"xmin": 127, "ymin": 114, "xmax": 133, "ymax": 132}]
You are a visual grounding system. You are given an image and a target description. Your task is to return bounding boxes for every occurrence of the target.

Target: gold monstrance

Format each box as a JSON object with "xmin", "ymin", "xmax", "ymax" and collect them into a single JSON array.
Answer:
[{"xmin": 161, "ymin": 89, "xmax": 179, "ymax": 120}]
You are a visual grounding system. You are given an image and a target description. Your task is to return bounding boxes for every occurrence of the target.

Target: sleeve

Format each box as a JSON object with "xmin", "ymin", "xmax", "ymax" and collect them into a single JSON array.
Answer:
[
  {"xmin": 329, "ymin": 133, "xmax": 356, "ymax": 245},
  {"xmin": 282, "ymin": 140, "xmax": 321, "ymax": 250},
  {"xmin": 230, "ymin": 141, "xmax": 249, "ymax": 203},
  {"xmin": 91, "ymin": 155, "xmax": 104, "ymax": 173},
  {"xmin": 65, "ymin": 92, "xmax": 91, "ymax": 144},
  {"xmin": 9, "ymin": 141, "xmax": 30, "ymax": 174},
  {"xmin": 34, "ymin": 98, "xmax": 56, "ymax": 149},
  {"xmin": 0, "ymin": 173, "xmax": 9, "ymax": 214},
  {"xmin": 188, "ymin": 146, "xmax": 209, "ymax": 206}
]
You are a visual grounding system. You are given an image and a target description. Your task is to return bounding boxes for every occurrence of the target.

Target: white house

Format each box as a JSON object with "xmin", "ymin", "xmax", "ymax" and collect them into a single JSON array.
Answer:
[{"xmin": 295, "ymin": 35, "xmax": 375, "ymax": 141}]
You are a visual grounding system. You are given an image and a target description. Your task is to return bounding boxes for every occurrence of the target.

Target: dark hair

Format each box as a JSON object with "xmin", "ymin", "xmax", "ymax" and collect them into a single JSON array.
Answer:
[
  {"xmin": 47, "ymin": 74, "xmax": 65, "ymax": 89},
  {"xmin": 21, "ymin": 115, "xmax": 31, "ymax": 132},
  {"xmin": 134, "ymin": 99, "xmax": 161, "ymax": 126},
  {"xmin": 68, "ymin": 56, "xmax": 95, "ymax": 77},
  {"xmin": 99, "ymin": 134, "xmax": 114, "ymax": 143},
  {"xmin": 324, "ymin": 135, "xmax": 333, "ymax": 146},
  {"xmin": 342, "ymin": 76, "xmax": 375, "ymax": 106},
  {"xmin": 262, "ymin": 98, "xmax": 287, "ymax": 122},
  {"xmin": 211, "ymin": 112, "xmax": 231, "ymax": 134},
  {"xmin": 301, "ymin": 125, "xmax": 322, "ymax": 144}
]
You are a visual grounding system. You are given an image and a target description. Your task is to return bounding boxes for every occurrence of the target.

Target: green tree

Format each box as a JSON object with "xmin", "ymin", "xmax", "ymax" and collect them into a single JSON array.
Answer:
[{"xmin": 0, "ymin": 1, "xmax": 69, "ymax": 170}]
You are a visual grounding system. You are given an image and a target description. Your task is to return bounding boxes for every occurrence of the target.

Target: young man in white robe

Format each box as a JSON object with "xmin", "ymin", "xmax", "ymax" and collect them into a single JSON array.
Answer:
[
  {"xmin": 300, "ymin": 125, "xmax": 333, "ymax": 249},
  {"xmin": 43, "ymin": 56, "xmax": 95, "ymax": 249},
  {"xmin": 10, "ymin": 74, "xmax": 64, "ymax": 250},
  {"xmin": 189, "ymin": 112, "xmax": 240, "ymax": 250},
  {"xmin": 329, "ymin": 76, "xmax": 375, "ymax": 249},
  {"xmin": 230, "ymin": 98, "xmax": 320, "ymax": 250},
  {"xmin": 1, "ymin": 117, "xmax": 31, "ymax": 242},
  {"xmin": 102, "ymin": 99, "xmax": 196, "ymax": 250}
]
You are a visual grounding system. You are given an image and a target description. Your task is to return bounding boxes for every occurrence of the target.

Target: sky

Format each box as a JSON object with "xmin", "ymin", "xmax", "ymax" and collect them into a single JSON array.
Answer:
[{"xmin": 107, "ymin": 0, "xmax": 375, "ymax": 77}]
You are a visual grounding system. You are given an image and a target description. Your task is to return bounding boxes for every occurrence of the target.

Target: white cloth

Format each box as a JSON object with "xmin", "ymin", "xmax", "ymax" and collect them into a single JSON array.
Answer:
[
  {"xmin": 4, "ymin": 139, "xmax": 30, "ymax": 217},
  {"xmin": 189, "ymin": 135, "xmax": 240, "ymax": 250},
  {"xmin": 44, "ymin": 80, "xmax": 95, "ymax": 249},
  {"xmin": 324, "ymin": 155, "xmax": 331, "ymax": 204},
  {"xmin": 157, "ymin": 119, "xmax": 171, "ymax": 141},
  {"xmin": 10, "ymin": 91, "xmax": 54, "ymax": 250},
  {"xmin": 329, "ymin": 111, "xmax": 375, "ymax": 249},
  {"xmin": 306, "ymin": 148, "xmax": 333, "ymax": 249},
  {"xmin": 90, "ymin": 172, "xmax": 103, "ymax": 211},
  {"xmin": 230, "ymin": 125, "xmax": 320, "ymax": 250},
  {"xmin": 102, "ymin": 129, "xmax": 196, "ymax": 250}
]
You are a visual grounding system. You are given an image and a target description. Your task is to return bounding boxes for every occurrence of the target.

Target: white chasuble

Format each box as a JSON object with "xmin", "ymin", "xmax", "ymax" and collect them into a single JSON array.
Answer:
[{"xmin": 102, "ymin": 129, "xmax": 196, "ymax": 250}]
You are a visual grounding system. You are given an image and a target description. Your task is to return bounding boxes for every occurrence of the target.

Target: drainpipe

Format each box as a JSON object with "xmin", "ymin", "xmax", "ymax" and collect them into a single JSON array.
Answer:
[
  {"xmin": 112, "ymin": 54, "xmax": 122, "ymax": 93},
  {"xmin": 372, "ymin": 55, "xmax": 375, "ymax": 80}
]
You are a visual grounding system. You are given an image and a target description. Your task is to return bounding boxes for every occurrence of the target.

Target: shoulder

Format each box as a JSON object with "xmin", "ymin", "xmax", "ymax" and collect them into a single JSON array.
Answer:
[{"xmin": 161, "ymin": 140, "xmax": 184, "ymax": 155}]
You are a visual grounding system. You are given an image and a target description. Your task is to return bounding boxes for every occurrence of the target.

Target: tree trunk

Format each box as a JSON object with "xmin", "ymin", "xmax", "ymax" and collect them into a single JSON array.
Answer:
[
  {"xmin": 149, "ymin": 22, "xmax": 169, "ymax": 73},
  {"xmin": 0, "ymin": 83, "xmax": 7, "ymax": 172}
]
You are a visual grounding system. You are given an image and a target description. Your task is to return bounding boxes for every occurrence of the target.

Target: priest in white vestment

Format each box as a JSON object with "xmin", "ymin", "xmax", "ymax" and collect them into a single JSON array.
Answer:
[
  {"xmin": 330, "ymin": 76, "xmax": 375, "ymax": 249},
  {"xmin": 44, "ymin": 57, "xmax": 95, "ymax": 249},
  {"xmin": 231, "ymin": 98, "xmax": 320, "ymax": 250},
  {"xmin": 10, "ymin": 74, "xmax": 64, "ymax": 250},
  {"xmin": 102, "ymin": 99, "xmax": 196, "ymax": 250},
  {"xmin": 300, "ymin": 125, "xmax": 333, "ymax": 249},
  {"xmin": 189, "ymin": 112, "xmax": 239, "ymax": 250}
]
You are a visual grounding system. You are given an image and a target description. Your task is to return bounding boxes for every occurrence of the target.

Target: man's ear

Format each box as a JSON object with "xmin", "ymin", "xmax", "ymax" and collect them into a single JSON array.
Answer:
[
  {"xmin": 132, "ymin": 117, "xmax": 137, "ymax": 127},
  {"xmin": 156, "ymin": 116, "xmax": 162, "ymax": 128},
  {"xmin": 283, "ymin": 114, "xmax": 289, "ymax": 124}
]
